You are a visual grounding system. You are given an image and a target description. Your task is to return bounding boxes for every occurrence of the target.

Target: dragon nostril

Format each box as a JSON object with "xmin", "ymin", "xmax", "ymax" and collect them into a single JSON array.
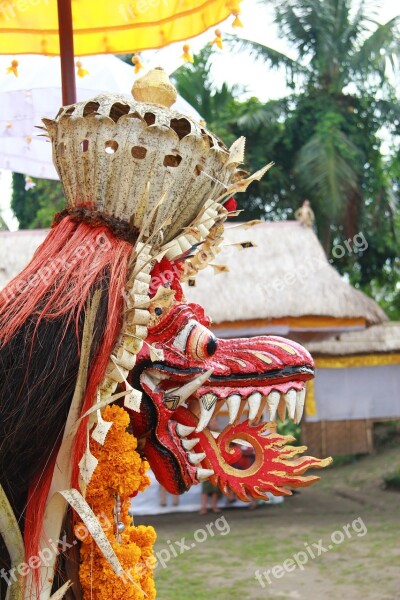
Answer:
[{"xmin": 206, "ymin": 336, "xmax": 217, "ymax": 357}]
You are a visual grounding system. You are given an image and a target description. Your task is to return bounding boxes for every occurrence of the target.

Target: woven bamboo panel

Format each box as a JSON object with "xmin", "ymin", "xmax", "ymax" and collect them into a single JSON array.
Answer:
[{"xmin": 302, "ymin": 419, "xmax": 373, "ymax": 456}]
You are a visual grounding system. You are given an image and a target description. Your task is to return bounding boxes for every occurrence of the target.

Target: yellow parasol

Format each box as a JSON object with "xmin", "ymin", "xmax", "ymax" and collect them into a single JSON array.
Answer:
[{"xmin": 0, "ymin": 0, "xmax": 242, "ymax": 103}]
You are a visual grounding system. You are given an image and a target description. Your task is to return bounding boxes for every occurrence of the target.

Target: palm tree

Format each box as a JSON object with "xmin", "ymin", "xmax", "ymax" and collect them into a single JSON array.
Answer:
[
  {"xmin": 231, "ymin": 0, "xmax": 400, "ymax": 249},
  {"xmin": 172, "ymin": 46, "xmax": 243, "ymax": 138}
]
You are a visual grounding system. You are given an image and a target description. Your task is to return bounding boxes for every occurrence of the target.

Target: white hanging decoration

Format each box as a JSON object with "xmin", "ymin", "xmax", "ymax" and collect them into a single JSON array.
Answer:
[
  {"xmin": 92, "ymin": 411, "xmax": 113, "ymax": 446},
  {"xmin": 124, "ymin": 385, "xmax": 143, "ymax": 413},
  {"xmin": 79, "ymin": 427, "xmax": 99, "ymax": 486}
]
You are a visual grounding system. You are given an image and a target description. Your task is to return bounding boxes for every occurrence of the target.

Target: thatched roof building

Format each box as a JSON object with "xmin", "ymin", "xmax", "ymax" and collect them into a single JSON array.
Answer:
[
  {"xmin": 0, "ymin": 229, "xmax": 46, "ymax": 290},
  {"xmin": 301, "ymin": 320, "xmax": 400, "ymax": 458},
  {"xmin": 0, "ymin": 225, "xmax": 398, "ymax": 458},
  {"xmin": 0, "ymin": 223, "xmax": 387, "ymax": 343},
  {"xmin": 185, "ymin": 221, "xmax": 387, "ymax": 340},
  {"xmin": 307, "ymin": 321, "xmax": 400, "ymax": 355}
]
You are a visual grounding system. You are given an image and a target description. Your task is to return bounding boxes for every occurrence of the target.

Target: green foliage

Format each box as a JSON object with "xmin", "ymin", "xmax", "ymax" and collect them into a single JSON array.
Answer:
[
  {"xmin": 277, "ymin": 419, "xmax": 301, "ymax": 444},
  {"xmin": 11, "ymin": 173, "xmax": 65, "ymax": 229},
  {"xmin": 0, "ymin": 214, "xmax": 8, "ymax": 231},
  {"xmin": 383, "ymin": 468, "xmax": 400, "ymax": 491},
  {"xmin": 224, "ymin": 0, "xmax": 400, "ymax": 316}
]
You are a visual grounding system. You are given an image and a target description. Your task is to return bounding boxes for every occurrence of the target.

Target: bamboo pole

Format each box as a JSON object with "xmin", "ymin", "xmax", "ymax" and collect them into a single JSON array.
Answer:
[{"xmin": 57, "ymin": 0, "xmax": 76, "ymax": 105}]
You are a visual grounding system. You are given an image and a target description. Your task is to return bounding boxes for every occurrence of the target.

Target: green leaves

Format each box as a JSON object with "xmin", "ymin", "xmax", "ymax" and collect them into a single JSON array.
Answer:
[
  {"xmin": 11, "ymin": 173, "xmax": 65, "ymax": 229},
  {"xmin": 350, "ymin": 16, "xmax": 400, "ymax": 87},
  {"xmin": 295, "ymin": 112, "xmax": 362, "ymax": 222}
]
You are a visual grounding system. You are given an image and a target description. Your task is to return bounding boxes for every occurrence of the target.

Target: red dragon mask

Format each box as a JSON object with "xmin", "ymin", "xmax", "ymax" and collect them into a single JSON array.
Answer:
[{"xmin": 128, "ymin": 260, "xmax": 330, "ymax": 501}]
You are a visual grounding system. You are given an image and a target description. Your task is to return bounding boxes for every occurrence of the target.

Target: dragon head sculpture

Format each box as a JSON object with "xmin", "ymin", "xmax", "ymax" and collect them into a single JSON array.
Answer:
[{"xmin": 129, "ymin": 259, "xmax": 330, "ymax": 501}]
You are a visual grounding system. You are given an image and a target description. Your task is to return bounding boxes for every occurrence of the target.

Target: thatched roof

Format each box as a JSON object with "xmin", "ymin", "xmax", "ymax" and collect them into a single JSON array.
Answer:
[
  {"xmin": 185, "ymin": 222, "xmax": 387, "ymax": 326},
  {"xmin": 307, "ymin": 322, "xmax": 400, "ymax": 355},
  {"xmin": 0, "ymin": 230, "xmax": 46, "ymax": 290},
  {"xmin": 0, "ymin": 223, "xmax": 387, "ymax": 329}
]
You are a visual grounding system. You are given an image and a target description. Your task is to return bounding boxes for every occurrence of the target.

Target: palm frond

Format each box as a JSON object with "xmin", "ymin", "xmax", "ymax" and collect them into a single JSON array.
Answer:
[
  {"xmin": 294, "ymin": 129, "xmax": 361, "ymax": 220},
  {"xmin": 226, "ymin": 35, "xmax": 306, "ymax": 74},
  {"xmin": 350, "ymin": 16, "xmax": 400, "ymax": 82},
  {"xmin": 236, "ymin": 99, "xmax": 288, "ymax": 131}
]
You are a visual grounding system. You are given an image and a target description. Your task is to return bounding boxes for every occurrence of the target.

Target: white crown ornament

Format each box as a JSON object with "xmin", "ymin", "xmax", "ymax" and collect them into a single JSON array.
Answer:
[{"xmin": 41, "ymin": 67, "xmax": 272, "ymax": 262}]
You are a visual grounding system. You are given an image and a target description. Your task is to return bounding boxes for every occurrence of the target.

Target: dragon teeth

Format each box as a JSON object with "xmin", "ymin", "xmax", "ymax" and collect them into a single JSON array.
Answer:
[
  {"xmin": 176, "ymin": 424, "xmax": 196, "ymax": 438},
  {"xmin": 196, "ymin": 393, "xmax": 217, "ymax": 433},
  {"xmin": 294, "ymin": 388, "xmax": 306, "ymax": 424},
  {"xmin": 181, "ymin": 437, "xmax": 200, "ymax": 451},
  {"xmin": 188, "ymin": 451, "xmax": 206, "ymax": 465},
  {"xmin": 196, "ymin": 468, "xmax": 214, "ymax": 481},
  {"xmin": 164, "ymin": 369, "xmax": 214, "ymax": 408},
  {"xmin": 248, "ymin": 392, "xmax": 262, "ymax": 422},
  {"xmin": 267, "ymin": 391, "xmax": 280, "ymax": 421},
  {"xmin": 200, "ymin": 392, "xmax": 218, "ymax": 411},
  {"xmin": 278, "ymin": 397, "xmax": 286, "ymax": 422},
  {"xmin": 227, "ymin": 394, "xmax": 241, "ymax": 424},
  {"xmin": 284, "ymin": 389, "xmax": 297, "ymax": 421}
]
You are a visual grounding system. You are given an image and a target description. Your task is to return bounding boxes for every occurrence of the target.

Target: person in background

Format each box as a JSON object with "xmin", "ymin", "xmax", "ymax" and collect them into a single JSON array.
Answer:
[
  {"xmin": 159, "ymin": 485, "xmax": 179, "ymax": 508},
  {"xmin": 199, "ymin": 416, "xmax": 222, "ymax": 514},
  {"xmin": 199, "ymin": 479, "xmax": 221, "ymax": 514}
]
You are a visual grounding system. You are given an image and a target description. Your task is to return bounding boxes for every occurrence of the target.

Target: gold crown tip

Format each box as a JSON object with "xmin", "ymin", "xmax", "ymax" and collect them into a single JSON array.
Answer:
[{"xmin": 132, "ymin": 67, "xmax": 177, "ymax": 108}]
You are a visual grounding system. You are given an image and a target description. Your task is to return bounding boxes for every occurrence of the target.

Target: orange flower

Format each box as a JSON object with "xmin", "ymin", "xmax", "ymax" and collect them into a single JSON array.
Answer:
[
  {"xmin": 132, "ymin": 55, "xmax": 144, "ymax": 74},
  {"xmin": 210, "ymin": 29, "xmax": 223, "ymax": 50},
  {"xmin": 77, "ymin": 405, "xmax": 156, "ymax": 599},
  {"xmin": 6, "ymin": 60, "xmax": 18, "ymax": 76},
  {"xmin": 76, "ymin": 60, "xmax": 89, "ymax": 77},
  {"xmin": 181, "ymin": 44, "xmax": 194, "ymax": 63}
]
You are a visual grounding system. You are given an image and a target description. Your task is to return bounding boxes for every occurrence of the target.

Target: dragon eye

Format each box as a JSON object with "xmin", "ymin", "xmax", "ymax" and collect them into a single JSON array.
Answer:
[
  {"xmin": 187, "ymin": 325, "xmax": 217, "ymax": 360},
  {"xmin": 173, "ymin": 320, "xmax": 218, "ymax": 359}
]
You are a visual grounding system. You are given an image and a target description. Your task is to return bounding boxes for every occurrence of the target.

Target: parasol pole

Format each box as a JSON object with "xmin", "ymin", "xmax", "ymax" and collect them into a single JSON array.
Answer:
[{"xmin": 57, "ymin": 0, "xmax": 76, "ymax": 105}]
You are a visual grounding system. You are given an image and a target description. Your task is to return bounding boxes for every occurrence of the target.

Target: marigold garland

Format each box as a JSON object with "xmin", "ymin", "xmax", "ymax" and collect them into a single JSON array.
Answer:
[{"xmin": 76, "ymin": 405, "xmax": 156, "ymax": 599}]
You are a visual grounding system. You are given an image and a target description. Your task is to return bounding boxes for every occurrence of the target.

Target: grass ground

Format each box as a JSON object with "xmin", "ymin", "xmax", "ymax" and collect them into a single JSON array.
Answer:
[{"xmin": 136, "ymin": 445, "xmax": 400, "ymax": 600}]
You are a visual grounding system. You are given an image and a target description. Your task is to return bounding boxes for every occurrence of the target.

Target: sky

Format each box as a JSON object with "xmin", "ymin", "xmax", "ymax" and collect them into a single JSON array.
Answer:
[{"xmin": 1, "ymin": 0, "xmax": 399, "ymax": 229}]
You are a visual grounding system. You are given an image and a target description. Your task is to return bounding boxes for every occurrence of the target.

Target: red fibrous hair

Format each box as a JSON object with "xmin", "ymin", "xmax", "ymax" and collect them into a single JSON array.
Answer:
[{"xmin": 0, "ymin": 216, "xmax": 133, "ymax": 592}]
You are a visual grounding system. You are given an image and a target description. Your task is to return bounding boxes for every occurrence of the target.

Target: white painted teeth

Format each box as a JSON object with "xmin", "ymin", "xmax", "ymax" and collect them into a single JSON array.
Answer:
[
  {"xmin": 294, "ymin": 388, "xmax": 306, "ymax": 424},
  {"xmin": 284, "ymin": 389, "xmax": 297, "ymax": 421},
  {"xmin": 267, "ymin": 391, "xmax": 280, "ymax": 421},
  {"xmin": 188, "ymin": 452, "xmax": 206, "ymax": 465},
  {"xmin": 248, "ymin": 392, "xmax": 262, "ymax": 422},
  {"xmin": 200, "ymin": 392, "xmax": 218, "ymax": 410},
  {"xmin": 196, "ymin": 468, "xmax": 214, "ymax": 481},
  {"xmin": 196, "ymin": 393, "xmax": 218, "ymax": 433},
  {"xmin": 278, "ymin": 397, "xmax": 286, "ymax": 422},
  {"xmin": 227, "ymin": 394, "xmax": 241, "ymax": 424},
  {"xmin": 181, "ymin": 437, "xmax": 200, "ymax": 451},
  {"xmin": 164, "ymin": 369, "xmax": 214, "ymax": 409},
  {"xmin": 176, "ymin": 424, "xmax": 196, "ymax": 437}
]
